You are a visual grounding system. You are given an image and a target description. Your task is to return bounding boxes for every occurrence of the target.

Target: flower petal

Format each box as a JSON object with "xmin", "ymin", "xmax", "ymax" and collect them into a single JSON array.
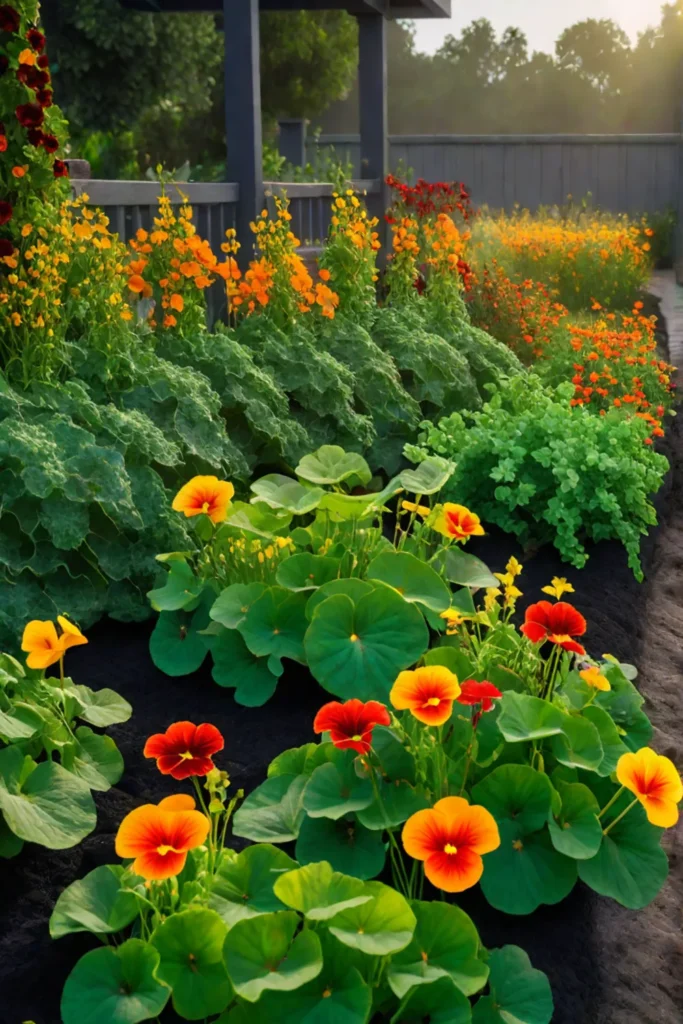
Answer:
[
  {"xmin": 402, "ymin": 808, "xmax": 444, "ymax": 861},
  {"xmin": 424, "ymin": 847, "xmax": 483, "ymax": 892}
]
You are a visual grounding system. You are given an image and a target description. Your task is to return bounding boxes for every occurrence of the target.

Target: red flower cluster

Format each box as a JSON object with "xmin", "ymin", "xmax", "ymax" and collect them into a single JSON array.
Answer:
[
  {"xmin": 386, "ymin": 174, "xmax": 473, "ymax": 222},
  {"xmin": 0, "ymin": 5, "xmax": 20, "ymax": 33}
]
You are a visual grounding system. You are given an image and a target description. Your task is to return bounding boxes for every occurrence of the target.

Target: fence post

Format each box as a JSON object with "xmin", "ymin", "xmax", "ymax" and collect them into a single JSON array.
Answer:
[
  {"xmin": 224, "ymin": 0, "xmax": 263, "ymax": 267},
  {"xmin": 278, "ymin": 119, "xmax": 307, "ymax": 170},
  {"xmin": 357, "ymin": 12, "xmax": 388, "ymax": 253},
  {"xmin": 677, "ymin": 59, "xmax": 683, "ymax": 285}
]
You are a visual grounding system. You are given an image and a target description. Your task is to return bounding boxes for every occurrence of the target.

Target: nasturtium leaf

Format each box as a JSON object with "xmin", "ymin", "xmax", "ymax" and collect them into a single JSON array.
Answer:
[
  {"xmin": 497, "ymin": 693, "xmax": 564, "ymax": 743},
  {"xmin": 370, "ymin": 725, "xmax": 417, "ymax": 784},
  {"xmin": 304, "ymin": 748, "xmax": 374, "ymax": 820},
  {"xmin": 388, "ymin": 900, "xmax": 488, "ymax": 1000},
  {"xmin": 0, "ymin": 746, "xmax": 96, "ymax": 849},
  {"xmin": 274, "ymin": 860, "xmax": 372, "ymax": 921},
  {"xmin": 267, "ymin": 743, "xmax": 320, "ymax": 778},
  {"xmin": 0, "ymin": 703, "xmax": 43, "ymax": 742},
  {"xmin": 210, "ymin": 583, "xmax": 268, "ymax": 629},
  {"xmin": 576, "ymin": 705, "xmax": 628, "ymax": 776},
  {"xmin": 149, "ymin": 604, "xmax": 209, "ymax": 677},
  {"xmin": 147, "ymin": 559, "xmax": 203, "ymax": 611},
  {"xmin": 223, "ymin": 910, "xmax": 323, "ymax": 1002},
  {"xmin": 486, "ymin": 664, "xmax": 525, "ymax": 694},
  {"xmin": 50, "ymin": 865, "xmax": 138, "ymax": 938},
  {"xmin": 304, "ymin": 590, "xmax": 429, "ymax": 701},
  {"xmin": 328, "ymin": 880, "xmax": 416, "ymax": 956},
  {"xmin": 551, "ymin": 714, "xmax": 603, "ymax": 771},
  {"xmin": 295, "ymin": 815, "xmax": 386, "ymax": 879},
  {"xmin": 63, "ymin": 726, "xmax": 124, "ymax": 792},
  {"xmin": 0, "ymin": 812, "xmax": 23, "ymax": 858},
  {"xmin": 152, "ymin": 908, "xmax": 232, "ymax": 1020},
  {"xmin": 318, "ymin": 489, "xmax": 388, "ymax": 520},
  {"xmin": 478, "ymin": 821, "xmax": 577, "ymax": 915},
  {"xmin": 366, "ymin": 551, "xmax": 451, "ymax": 612},
  {"xmin": 305, "ymin": 579, "xmax": 373, "ymax": 621},
  {"xmin": 548, "ymin": 782, "xmax": 602, "ymax": 860},
  {"xmin": 296, "ymin": 446, "xmax": 372, "ymax": 487},
  {"xmin": 72, "ymin": 686, "xmax": 132, "ymax": 727},
  {"xmin": 210, "ymin": 843, "xmax": 298, "ymax": 926},
  {"xmin": 209, "ymin": 628, "xmax": 280, "ymax": 707},
  {"xmin": 356, "ymin": 780, "xmax": 429, "ymax": 830},
  {"xmin": 596, "ymin": 668, "xmax": 644, "ymax": 725},
  {"xmin": 399, "ymin": 456, "xmax": 454, "ymax": 495},
  {"xmin": 472, "ymin": 764, "xmax": 555, "ymax": 834},
  {"xmin": 251, "ymin": 474, "xmax": 324, "ymax": 514},
  {"xmin": 620, "ymin": 708, "xmax": 654, "ymax": 753},
  {"xmin": 391, "ymin": 976, "xmax": 472, "ymax": 1023},
  {"xmin": 277, "ymin": 553, "xmax": 342, "ymax": 592},
  {"xmin": 471, "ymin": 945, "xmax": 553, "ymax": 1024},
  {"xmin": 577, "ymin": 800, "xmax": 668, "ymax": 909},
  {"xmin": 61, "ymin": 938, "xmax": 170, "ymax": 1024},
  {"xmin": 233, "ymin": 774, "xmax": 308, "ymax": 843},
  {"xmin": 220, "ymin": 500, "xmax": 291, "ymax": 540},
  {"xmin": 438, "ymin": 547, "xmax": 498, "ymax": 588},
  {"xmin": 471, "ymin": 710, "xmax": 504, "ymax": 768},
  {"xmin": 238, "ymin": 587, "xmax": 308, "ymax": 662}
]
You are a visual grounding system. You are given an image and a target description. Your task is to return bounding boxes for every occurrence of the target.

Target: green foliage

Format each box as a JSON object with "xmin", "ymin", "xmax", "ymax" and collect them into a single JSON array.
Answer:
[{"xmin": 406, "ymin": 374, "xmax": 669, "ymax": 578}]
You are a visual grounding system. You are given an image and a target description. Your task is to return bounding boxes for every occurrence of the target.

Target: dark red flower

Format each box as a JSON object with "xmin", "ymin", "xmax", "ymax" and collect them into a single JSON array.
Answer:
[
  {"xmin": 41, "ymin": 133, "xmax": 59, "ymax": 153},
  {"xmin": 313, "ymin": 698, "xmax": 391, "ymax": 755},
  {"xmin": 35, "ymin": 87, "xmax": 52, "ymax": 108},
  {"xmin": 0, "ymin": 238, "xmax": 13, "ymax": 257},
  {"xmin": 0, "ymin": 135, "xmax": 6, "ymax": 153},
  {"xmin": 16, "ymin": 103, "xmax": 43, "ymax": 129},
  {"xmin": 0, "ymin": 5, "xmax": 20, "ymax": 33},
  {"xmin": 37, "ymin": 53, "xmax": 49, "ymax": 69},
  {"xmin": 457, "ymin": 679, "xmax": 503, "ymax": 712},
  {"xmin": 0, "ymin": 55, "xmax": 8, "ymax": 76},
  {"xmin": 17, "ymin": 64, "xmax": 43, "ymax": 89},
  {"xmin": 521, "ymin": 600, "xmax": 587, "ymax": 655},
  {"xmin": 26, "ymin": 27, "xmax": 45, "ymax": 51},
  {"xmin": 53, "ymin": 159, "xmax": 69, "ymax": 178},
  {"xmin": 27, "ymin": 127, "xmax": 44, "ymax": 146},
  {"xmin": 144, "ymin": 721, "xmax": 225, "ymax": 780},
  {"xmin": 0, "ymin": 202, "xmax": 12, "ymax": 226}
]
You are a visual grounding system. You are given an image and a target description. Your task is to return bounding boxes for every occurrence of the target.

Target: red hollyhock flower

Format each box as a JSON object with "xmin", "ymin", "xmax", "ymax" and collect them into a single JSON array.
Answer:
[
  {"xmin": 521, "ymin": 600, "xmax": 587, "ymax": 655},
  {"xmin": 53, "ymin": 159, "xmax": 69, "ymax": 178},
  {"xmin": 27, "ymin": 127, "xmax": 44, "ymax": 146},
  {"xmin": 313, "ymin": 698, "xmax": 391, "ymax": 755},
  {"xmin": 457, "ymin": 679, "xmax": 503, "ymax": 712},
  {"xmin": 0, "ymin": 202, "xmax": 12, "ymax": 226},
  {"xmin": 0, "ymin": 5, "xmax": 20, "ymax": 33},
  {"xmin": 37, "ymin": 53, "xmax": 49, "ymax": 69},
  {"xmin": 26, "ymin": 27, "xmax": 46, "ymax": 51},
  {"xmin": 17, "ymin": 65, "xmax": 42, "ymax": 88},
  {"xmin": 144, "ymin": 721, "xmax": 224, "ymax": 780},
  {"xmin": 36, "ymin": 87, "xmax": 52, "ymax": 108},
  {"xmin": 16, "ymin": 103, "xmax": 44, "ymax": 129},
  {"xmin": 0, "ymin": 238, "xmax": 13, "ymax": 257},
  {"xmin": 41, "ymin": 133, "xmax": 59, "ymax": 153}
]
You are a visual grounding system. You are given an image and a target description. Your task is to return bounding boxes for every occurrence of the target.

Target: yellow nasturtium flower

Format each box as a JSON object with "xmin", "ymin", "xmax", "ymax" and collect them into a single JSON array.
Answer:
[{"xmin": 541, "ymin": 576, "xmax": 575, "ymax": 600}]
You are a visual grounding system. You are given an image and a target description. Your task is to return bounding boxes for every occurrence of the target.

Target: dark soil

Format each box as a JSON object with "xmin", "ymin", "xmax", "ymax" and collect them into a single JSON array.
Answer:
[{"xmin": 2, "ymin": 430, "xmax": 682, "ymax": 1023}]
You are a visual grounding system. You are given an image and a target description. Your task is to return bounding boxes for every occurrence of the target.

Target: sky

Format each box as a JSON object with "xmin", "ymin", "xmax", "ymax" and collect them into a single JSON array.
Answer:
[{"xmin": 411, "ymin": 1, "xmax": 666, "ymax": 55}]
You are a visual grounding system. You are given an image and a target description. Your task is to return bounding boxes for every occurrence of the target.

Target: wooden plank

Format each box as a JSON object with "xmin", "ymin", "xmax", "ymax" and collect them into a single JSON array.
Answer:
[
  {"xmin": 71, "ymin": 179, "xmax": 239, "ymax": 205},
  {"xmin": 358, "ymin": 11, "xmax": 388, "ymax": 243}
]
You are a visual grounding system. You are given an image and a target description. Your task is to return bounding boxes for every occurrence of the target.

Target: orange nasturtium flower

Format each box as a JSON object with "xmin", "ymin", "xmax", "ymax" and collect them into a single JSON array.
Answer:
[
  {"xmin": 21, "ymin": 616, "xmax": 88, "ymax": 670},
  {"xmin": 313, "ymin": 698, "xmax": 391, "ymax": 755},
  {"xmin": 172, "ymin": 475, "xmax": 235, "ymax": 524},
  {"xmin": 616, "ymin": 747, "xmax": 682, "ymax": 828},
  {"xmin": 579, "ymin": 666, "xmax": 611, "ymax": 692},
  {"xmin": 520, "ymin": 601, "xmax": 587, "ymax": 655},
  {"xmin": 144, "ymin": 721, "xmax": 225, "ymax": 780},
  {"xmin": 390, "ymin": 665, "xmax": 461, "ymax": 726},
  {"xmin": 432, "ymin": 503, "xmax": 484, "ymax": 542},
  {"xmin": 402, "ymin": 796, "xmax": 500, "ymax": 892},
  {"xmin": 115, "ymin": 795, "xmax": 210, "ymax": 880}
]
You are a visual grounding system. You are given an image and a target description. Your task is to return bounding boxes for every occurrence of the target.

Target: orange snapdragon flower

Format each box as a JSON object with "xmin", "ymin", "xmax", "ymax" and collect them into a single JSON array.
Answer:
[
  {"xmin": 115, "ymin": 795, "xmax": 210, "ymax": 880},
  {"xmin": 172, "ymin": 475, "xmax": 235, "ymax": 524},
  {"xmin": 432, "ymin": 503, "xmax": 484, "ymax": 542},
  {"xmin": 616, "ymin": 747, "xmax": 682, "ymax": 828},
  {"xmin": 390, "ymin": 665, "xmax": 460, "ymax": 726},
  {"xmin": 402, "ymin": 796, "xmax": 500, "ymax": 892},
  {"xmin": 21, "ymin": 616, "xmax": 88, "ymax": 670}
]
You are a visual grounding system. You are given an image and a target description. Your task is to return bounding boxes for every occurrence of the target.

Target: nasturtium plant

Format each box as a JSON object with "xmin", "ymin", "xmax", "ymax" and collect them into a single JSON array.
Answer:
[{"xmin": 148, "ymin": 445, "xmax": 495, "ymax": 703}]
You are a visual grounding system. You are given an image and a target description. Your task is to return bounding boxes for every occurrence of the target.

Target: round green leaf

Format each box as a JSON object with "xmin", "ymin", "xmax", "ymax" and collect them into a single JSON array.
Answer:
[
  {"xmin": 239, "ymin": 588, "xmax": 308, "ymax": 662},
  {"xmin": 305, "ymin": 579, "xmax": 374, "ymax": 621},
  {"xmin": 274, "ymin": 860, "xmax": 373, "ymax": 921},
  {"xmin": 210, "ymin": 843, "xmax": 298, "ymax": 926},
  {"xmin": 356, "ymin": 780, "xmax": 429, "ymax": 830},
  {"xmin": 268, "ymin": 743, "xmax": 320, "ymax": 778},
  {"xmin": 220, "ymin": 500, "xmax": 292, "ymax": 539},
  {"xmin": 152, "ymin": 908, "xmax": 232, "ymax": 1019},
  {"xmin": 297, "ymin": 446, "xmax": 372, "ymax": 487},
  {"xmin": 148, "ymin": 559, "xmax": 203, "ymax": 611},
  {"xmin": 224, "ymin": 910, "xmax": 323, "ymax": 1001},
  {"xmin": 61, "ymin": 938, "xmax": 170, "ymax": 1024},
  {"xmin": 366, "ymin": 551, "xmax": 451, "ymax": 612},
  {"xmin": 439, "ymin": 547, "xmax": 498, "ymax": 588},
  {"xmin": 50, "ymin": 865, "xmax": 139, "ymax": 938},
  {"xmin": 472, "ymin": 764, "xmax": 555, "ymax": 834},
  {"xmin": 304, "ymin": 590, "xmax": 429, "ymax": 701},
  {"xmin": 149, "ymin": 607, "xmax": 209, "ymax": 676},
  {"xmin": 391, "ymin": 976, "xmax": 472, "ymax": 1023},
  {"xmin": 550, "ymin": 714, "xmax": 603, "ymax": 771},
  {"xmin": 304, "ymin": 749, "xmax": 374, "ymax": 820},
  {"xmin": 295, "ymin": 815, "xmax": 386, "ymax": 879},
  {"xmin": 399, "ymin": 456, "xmax": 454, "ymax": 495},
  {"xmin": 62, "ymin": 726, "xmax": 124, "ymax": 792},
  {"xmin": 371, "ymin": 725, "xmax": 417, "ymax": 784},
  {"xmin": 233, "ymin": 774, "xmax": 308, "ymax": 843},
  {"xmin": 547, "ymin": 781, "xmax": 602, "ymax": 859},
  {"xmin": 277, "ymin": 553, "xmax": 342, "ymax": 592},
  {"xmin": 478, "ymin": 821, "xmax": 577, "ymax": 915},
  {"xmin": 210, "ymin": 583, "xmax": 268, "ymax": 629},
  {"xmin": 497, "ymin": 693, "xmax": 564, "ymax": 743},
  {"xmin": 251, "ymin": 473, "xmax": 324, "ymax": 514},
  {"xmin": 389, "ymin": 900, "xmax": 488, "ymax": 1000},
  {"xmin": 471, "ymin": 946, "xmax": 553, "ymax": 1024},
  {"xmin": 210, "ymin": 628, "xmax": 280, "ymax": 706},
  {"xmin": 0, "ymin": 812, "xmax": 23, "ymax": 858},
  {"xmin": 580, "ymin": 705, "xmax": 629, "ymax": 776},
  {"xmin": 0, "ymin": 747, "xmax": 96, "ymax": 849},
  {"xmin": 328, "ymin": 880, "xmax": 416, "ymax": 955},
  {"xmin": 72, "ymin": 685, "xmax": 132, "ymax": 727}
]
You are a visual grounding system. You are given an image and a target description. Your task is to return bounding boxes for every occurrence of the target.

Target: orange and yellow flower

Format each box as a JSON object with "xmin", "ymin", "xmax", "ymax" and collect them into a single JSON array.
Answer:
[
  {"xmin": 390, "ymin": 665, "xmax": 460, "ymax": 726},
  {"xmin": 21, "ymin": 616, "xmax": 88, "ymax": 670},
  {"xmin": 172, "ymin": 475, "xmax": 234, "ymax": 524},
  {"xmin": 402, "ymin": 796, "xmax": 500, "ymax": 892},
  {"xmin": 115, "ymin": 795, "xmax": 210, "ymax": 880},
  {"xmin": 432, "ymin": 503, "xmax": 484, "ymax": 542},
  {"xmin": 579, "ymin": 666, "xmax": 611, "ymax": 692},
  {"xmin": 616, "ymin": 747, "xmax": 682, "ymax": 828}
]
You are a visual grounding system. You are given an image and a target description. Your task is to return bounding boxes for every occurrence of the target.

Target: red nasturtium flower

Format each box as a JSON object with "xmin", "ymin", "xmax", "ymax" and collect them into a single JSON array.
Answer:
[
  {"xmin": 15, "ymin": 102, "xmax": 44, "ymax": 128},
  {"xmin": 433, "ymin": 503, "xmax": 485, "ymax": 542},
  {"xmin": 144, "ymin": 721, "xmax": 225, "ymax": 780},
  {"xmin": 616, "ymin": 747, "xmax": 682, "ymax": 828},
  {"xmin": 0, "ymin": 5, "xmax": 20, "ymax": 33},
  {"xmin": 390, "ymin": 665, "xmax": 461, "ymax": 726},
  {"xmin": 0, "ymin": 239, "xmax": 13, "ymax": 257},
  {"xmin": 115, "ymin": 795, "xmax": 210, "ymax": 880},
  {"xmin": 313, "ymin": 699, "xmax": 391, "ymax": 755},
  {"xmin": 53, "ymin": 159, "xmax": 68, "ymax": 178},
  {"xmin": 402, "ymin": 796, "xmax": 500, "ymax": 892},
  {"xmin": 457, "ymin": 679, "xmax": 503, "ymax": 727},
  {"xmin": 0, "ymin": 201, "xmax": 11, "ymax": 226},
  {"xmin": 520, "ymin": 600, "xmax": 587, "ymax": 655},
  {"xmin": 172, "ymin": 475, "xmax": 235, "ymax": 524}
]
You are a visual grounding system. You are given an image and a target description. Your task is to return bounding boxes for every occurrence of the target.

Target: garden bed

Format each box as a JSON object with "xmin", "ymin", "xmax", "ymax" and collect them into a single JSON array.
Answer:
[{"xmin": 1, "ymin": 403, "xmax": 681, "ymax": 1024}]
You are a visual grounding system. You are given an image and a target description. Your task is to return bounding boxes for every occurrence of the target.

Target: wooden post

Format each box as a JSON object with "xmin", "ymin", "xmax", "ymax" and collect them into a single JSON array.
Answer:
[
  {"xmin": 278, "ymin": 118, "xmax": 307, "ymax": 169},
  {"xmin": 224, "ymin": 0, "xmax": 263, "ymax": 265},
  {"xmin": 357, "ymin": 11, "xmax": 388, "ymax": 253},
  {"xmin": 677, "ymin": 57, "xmax": 683, "ymax": 285}
]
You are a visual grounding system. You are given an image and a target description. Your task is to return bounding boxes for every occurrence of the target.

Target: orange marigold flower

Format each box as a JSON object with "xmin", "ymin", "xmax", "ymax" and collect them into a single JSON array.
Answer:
[
  {"xmin": 318, "ymin": 268, "xmax": 331, "ymax": 281},
  {"xmin": 179, "ymin": 260, "xmax": 202, "ymax": 279},
  {"xmin": 115, "ymin": 797, "xmax": 210, "ymax": 880},
  {"xmin": 172, "ymin": 475, "xmax": 234, "ymax": 523},
  {"xmin": 11, "ymin": 166, "xmax": 26, "ymax": 178},
  {"xmin": 144, "ymin": 721, "xmax": 225, "ymax": 780},
  {"xmin": 432, "ymin": 503, "xmax": 484, "ymax": 542},
  {"xmin": 127, "ymin": 274, "xmax": 146, "ymax": 294},
  {"xmin": 390, "ymin": 665, "xmax": 461, "ymax": 726},
  {"xmin": 520, "ymin": 600, "xmax": 587, "ymax": 655},
  {"xmin": 616, "ymin": 747, "xmax": 682, "ymax": 828},
  {"xmin": 163, "ymin": 314, "xmax": 177, "ymax": 328},
  {"xmin": 313, "ymin": 699, "xmax": 391, "ymax": 755},
  {"xmin": 169, "ymin": 293, "xmax": 184, "ymax": 312},
  {"xmin": 579, "ymin": 666, "xmax": 611, "ymax": 692},
  {"xmin": 402, "ymin": 796, "xmax": 500, "ymax": 892}
]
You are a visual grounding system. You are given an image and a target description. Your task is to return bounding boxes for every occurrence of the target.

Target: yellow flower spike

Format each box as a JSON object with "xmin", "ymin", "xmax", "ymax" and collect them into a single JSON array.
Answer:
[
  {"xmin": 541, "ymin": 577, "xmax": 575, "ymax": 600},
  {"xmin": 493, "ymin": 571, "xmax": 515, "ymax": 588},
  {"xmin": 505, "ymin": 556, "xmax": 523, "ymax": 577},
  {"xmin": 483, "ymin": 587, "xmax": 501, "ymax": 613}
]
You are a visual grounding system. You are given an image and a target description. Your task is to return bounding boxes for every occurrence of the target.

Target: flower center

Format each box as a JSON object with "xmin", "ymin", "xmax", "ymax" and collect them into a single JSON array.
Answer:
[
  {"xmin": 201, "ymin": 501, "xmax": 210, "ymax": 513},
  {"xmin": 351, "ymin": 734, "xmax": 363, "ymax": 741},
  {"xmin": 424, "ymin": 697, "xmax": 441, "ymax": 707},
  {"xmin": 549, "ymin": 633, "xmax": 572, "ymax": 644},
  {"xmin": 443, "ymin": 842, "xmax": 458, "ymax": 855},
  {"xmin": 179, "ymin": 750, "xmax": 194, "ymax": 761},
  {"xmin": 157, "ymin": 844, "xmax": 179, "ymax": 857}
]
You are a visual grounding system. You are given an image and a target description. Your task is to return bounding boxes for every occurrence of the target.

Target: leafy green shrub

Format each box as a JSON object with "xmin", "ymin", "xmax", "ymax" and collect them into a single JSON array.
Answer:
[{"xmin": 406, "ymin": 375, "xmax": 669, "ymax": 578}]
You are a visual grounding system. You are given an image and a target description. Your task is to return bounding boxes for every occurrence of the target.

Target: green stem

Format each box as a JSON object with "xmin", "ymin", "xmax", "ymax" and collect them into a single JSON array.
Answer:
[
  {"xmin": 597, "ymin": 785, "xmax": 626, "ymax": 820},
  {"xmin": 602, "ymin": 797, "xmax": 639, "ymax": 836}
]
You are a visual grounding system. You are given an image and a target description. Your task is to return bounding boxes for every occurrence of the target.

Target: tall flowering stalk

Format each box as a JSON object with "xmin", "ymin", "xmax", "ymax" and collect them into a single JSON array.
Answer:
[{"xmin": 318, "ymin": 184, "xmax": 380, "ymax": 321}]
